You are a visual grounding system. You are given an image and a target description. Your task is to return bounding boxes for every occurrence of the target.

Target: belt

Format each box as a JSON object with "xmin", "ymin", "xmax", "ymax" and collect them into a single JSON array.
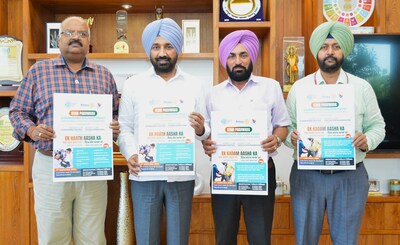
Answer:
[
  {"xmin": 38, "ymin": 149, "xmax": 53, "ymax": 157},
  {"xmin": 318, "ymin": 162, "xmax": 363, "ymax": 175}
]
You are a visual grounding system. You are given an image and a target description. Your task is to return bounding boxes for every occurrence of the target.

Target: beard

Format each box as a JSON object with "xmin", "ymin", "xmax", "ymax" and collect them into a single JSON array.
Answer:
[
  {"xmin": 318, "ymin": 55, "xmax": 343, "ymax": 73},
  {"xmin": 226, "ymin": 62, "xmax": 253, "ymax": 82},
  {"xmin": 150, "ymin": 55, "xmax": 178, "ymax": 74}
]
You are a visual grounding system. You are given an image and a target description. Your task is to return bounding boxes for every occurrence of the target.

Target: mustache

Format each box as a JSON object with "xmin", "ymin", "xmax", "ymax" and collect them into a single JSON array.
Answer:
[
  {"xmin": 232, "ymin": 65, "xmax": 246, "ymax": 70},
  {"xmin": 324, "ymin": 55, "xmax": 337, "ymax": 62},
  {"xmin": 68, "ymin": 40, "xmax": 83, "ymax": 47},
  {"xmin": 155, "ymin": 56, "xmax": 171, "ymax": 62}
]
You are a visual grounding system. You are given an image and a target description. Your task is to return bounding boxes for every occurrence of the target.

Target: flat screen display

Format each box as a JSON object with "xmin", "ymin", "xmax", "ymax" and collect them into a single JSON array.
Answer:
[{"xmin": 342, "ymin": 34, "xmax": 400, "ymax": 151}]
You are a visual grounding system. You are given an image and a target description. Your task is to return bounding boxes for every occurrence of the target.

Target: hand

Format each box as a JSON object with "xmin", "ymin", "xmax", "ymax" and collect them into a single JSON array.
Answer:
[
  {"xmin": 109, "ymin": 120, "xmax": 120, "ymax": 139},
  {"xmin": 189, "ymin": 112, "xmax": 205, "ymax": 136},
  {"xmin": 291, "ymin": 129, "xmax": 300, "ymax": 147},
  {"xmin": 30, "ymin": 124, "xmax": 55, "ymax": 141},
  {"xmin": 353, "ymin": 132, "xmax": 368, "ymax": 151},
  {"xmin": 127, "ymin": 154, "xmax": 141, "ymax": 176},
  {"xmin": 261, "ymin": 135, "xmax": 278, "ymax": 154},
  {"xmin": 202, "ymin": 138, "xmax": 216, "ymax": 157}
]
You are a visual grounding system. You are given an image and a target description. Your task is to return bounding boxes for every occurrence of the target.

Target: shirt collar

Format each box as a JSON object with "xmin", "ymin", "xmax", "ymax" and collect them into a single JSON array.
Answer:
[
  {"xmin": 315, "ymin": 69, "xmax": 347, "ymax": 85},
  {"xmin": 149, "ymin": 65, "xmax": 182, "ymax": 81},
  {"xmin": 225, "ymin": 73, "xmax": 257, "ymax": 89},
  {"xmin": 55, "ymin": 55, "xmax": 94, "ymax": 70}
]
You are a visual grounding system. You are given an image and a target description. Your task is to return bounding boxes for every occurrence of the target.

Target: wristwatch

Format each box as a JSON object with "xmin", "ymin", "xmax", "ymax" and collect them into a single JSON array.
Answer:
[
  {"xmin": 360, "ymin": 145, "xmax": 369, "ymax": 153},
  {"xmin": 274, "ymin": 134, "xmax": 282, "ymax": 148}
]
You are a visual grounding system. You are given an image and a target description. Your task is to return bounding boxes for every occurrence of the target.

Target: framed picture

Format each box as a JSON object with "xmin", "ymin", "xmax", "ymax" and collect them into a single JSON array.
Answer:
[
  {"xmin": 368, "ymin": 179, "xmax": 380, "ymax": 192},
  {"xmin": 182, "ymin": 20, "xmax": 200, "ymax": 53},
  {"xmin": 46, "ymin": 22, "xmax": 61, "ymax": 54},
  {"xmin": 220, "ymin": 0, "xmax": 264, "ymax": 22}
]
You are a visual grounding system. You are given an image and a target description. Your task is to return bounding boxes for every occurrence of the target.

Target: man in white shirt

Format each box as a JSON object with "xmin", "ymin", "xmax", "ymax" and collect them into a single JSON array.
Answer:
[
  {"xmin": 118, "ymin": 18, "xmax": 210, "ymax": 245},
  {"xmin": 203, "ymin": 30, "xmax": 290, "ymax": 245}
]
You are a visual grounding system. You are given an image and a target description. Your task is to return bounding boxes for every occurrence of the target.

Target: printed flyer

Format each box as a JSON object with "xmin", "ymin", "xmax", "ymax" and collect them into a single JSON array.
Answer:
[
  {"xmin": 296, "ymin": 84, "xmax": 355, "ymax": 170},
  {"xmin": 53, "ymin": 93, "xmax": 113, "ymax": 182},
  {"xmin": 138, "ymin": 97, "xmax": 195, "ymax": 176},
  {"xmin": 211, "ymin": 111, "xmax": 269, "ymax": 195}
]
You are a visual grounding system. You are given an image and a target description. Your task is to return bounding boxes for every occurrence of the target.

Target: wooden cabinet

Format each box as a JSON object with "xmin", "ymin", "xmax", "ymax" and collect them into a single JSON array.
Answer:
[{"xmin": 189, "ymin": 195, "xmax": 400, "ymax": 245}]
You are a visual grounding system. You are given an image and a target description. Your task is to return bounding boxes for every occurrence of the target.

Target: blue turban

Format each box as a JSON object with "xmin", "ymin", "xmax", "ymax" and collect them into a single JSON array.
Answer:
[
  {"xmin": 219, "ymin": 30, "xmax": 259, "ymax": 67},
  {"xmin": 141, "ymin": 18, "xmax": 183, "ymax": 57}
]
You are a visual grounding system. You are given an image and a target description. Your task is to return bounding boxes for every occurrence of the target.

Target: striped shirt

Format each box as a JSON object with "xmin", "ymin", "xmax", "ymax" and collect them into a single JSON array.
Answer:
[{"xmin": 9, "ymin": 56, "xmax": 119, "ymax": 151}]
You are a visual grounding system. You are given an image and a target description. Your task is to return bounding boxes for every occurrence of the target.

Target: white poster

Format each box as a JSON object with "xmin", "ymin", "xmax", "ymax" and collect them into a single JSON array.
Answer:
[
  {"xmin": 296, "ymin": 84, "xmax": 356, "ymax": 170},
  {"xmin": 211, "ymin": 111, "xmax": 269, "ymax": 195},
  {"xmin": 53, "ymin": 93, "xmax": 113, "ymax": 182},
  {"xmin": 137, "ymin": 97, "xmax": 195, "ymax": 176}
]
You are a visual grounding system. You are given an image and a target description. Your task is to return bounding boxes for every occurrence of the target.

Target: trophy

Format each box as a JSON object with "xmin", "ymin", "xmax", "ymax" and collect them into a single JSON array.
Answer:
[
  {"xmin": 114, "ymin": 10, "xmax": 129, "ymax": 54},
  {"xmin": 86, "ymin": 17, "xmax": 94, "ymax": 53},
  {"xmin": 282, "ymin": 37, "xmax": 304, "ymax": 93},
  {"xmin": 155, "ymin": 6, "xmax": 164, "ymax": 20}
]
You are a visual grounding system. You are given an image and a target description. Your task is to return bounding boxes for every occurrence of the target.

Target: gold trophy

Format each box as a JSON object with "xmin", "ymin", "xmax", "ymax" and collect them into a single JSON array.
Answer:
[
  {"xmin": 86, "ymin": 17, "xmax": 94, "ymax": 53},
  {"xmin": 155, "ymin": 6, "xmax": 164, "ymax": 20},
  {"xmin": 114, "ymin": 10, "xmax": 129, "ymax": 53}
]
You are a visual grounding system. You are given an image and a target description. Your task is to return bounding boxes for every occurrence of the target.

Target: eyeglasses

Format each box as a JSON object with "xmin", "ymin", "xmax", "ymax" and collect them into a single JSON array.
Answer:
[{"xmin": 60, "ymin": 30, "xmax": 89, "ymax": 38}]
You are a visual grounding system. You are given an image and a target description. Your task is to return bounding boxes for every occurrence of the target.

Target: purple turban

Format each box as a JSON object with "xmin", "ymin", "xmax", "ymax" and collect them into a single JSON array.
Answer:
[
  {"xmin": 141, "ymin": 18, "xmax": 183, "ymax": 58},
  {"xmin": 219, "ymin": 30, "xmax": 259, "ymax": 67}
]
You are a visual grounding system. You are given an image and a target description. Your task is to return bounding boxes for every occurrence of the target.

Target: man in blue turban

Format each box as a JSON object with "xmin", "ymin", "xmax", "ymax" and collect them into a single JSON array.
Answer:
[
  {"xmin": 285, "ymin": 21, "xmax": 385, "ymax": 245},
  {"xmin": 118, "ymin": 18, "xmax": 210, "ymax": 244}
]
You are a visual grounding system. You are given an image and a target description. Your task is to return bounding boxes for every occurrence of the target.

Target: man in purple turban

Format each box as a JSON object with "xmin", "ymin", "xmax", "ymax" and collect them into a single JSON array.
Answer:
[
  {"xmin": 203, "ymin": 30, "xmax": 290, "ymax": 245},
  {"xmin": 118, "ymin": 18, "xmax": 210, "ymax": 244}
]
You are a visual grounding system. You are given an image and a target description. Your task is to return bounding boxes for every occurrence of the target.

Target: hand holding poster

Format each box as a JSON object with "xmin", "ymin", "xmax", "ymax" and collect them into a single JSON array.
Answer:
[
  {"xmin": 211, "ymin": 111, "xmax": 269, "ymax": 195},
  {"xmin": 296, "ymin": 84, "xmax": 355, "ymax": 170},
  {"xmin": 53, "ymin": 93, "xmax": 113, "ymax": 182},
  {"xmin": 137, "ymin": 97, "xmax": 195, "ymax": 176}
]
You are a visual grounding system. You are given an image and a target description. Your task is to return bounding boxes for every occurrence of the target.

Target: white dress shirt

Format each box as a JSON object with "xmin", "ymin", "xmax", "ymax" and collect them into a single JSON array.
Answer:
[
  {"xmin": 118, "ymin": 66, "xmax": 210, "ymax": 182},
  {"xmin": 205, "ymin": 74, "xmax": 291, "ymax": 157}
]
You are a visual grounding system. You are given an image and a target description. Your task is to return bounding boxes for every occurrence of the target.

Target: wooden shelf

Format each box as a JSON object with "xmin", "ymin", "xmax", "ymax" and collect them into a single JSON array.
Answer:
[
  {"xmin": 366, "ymin": 150, "xmax": 400, "ymax": 158},
  {"xmin": 27, "ymin": 52, "xmax": 214, "ymax": 60},
  {"xmin": 218, "ymin": 21, "xmax": 271, "ymax": 38},
  {"xmin": 0, "ymin": 162, "xmax": 24, "ymax": 172},
  {"xmin": 30, "ymin": 0, "xmax": 213, "ymax": 14},
  {"xmin": 0, "ymin": 86, "xmax": 18, "ymax": 96},
  {"xmin": 113, "ymin": 152, "xmax": 127, "ymax": 166}
]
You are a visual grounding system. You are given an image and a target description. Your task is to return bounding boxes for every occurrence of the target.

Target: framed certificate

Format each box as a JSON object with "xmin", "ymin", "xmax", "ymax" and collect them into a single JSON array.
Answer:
[
  {"xmin": 220, "ymin": 0, "xmax": 264, "ymax": 22},
  {"xmin": 0, "ymin": 107, "xmax": 20, "ymax": 152},
  {"xmin": 0, "ymin": 36, "xmax": 23, "ymax": 84}
]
